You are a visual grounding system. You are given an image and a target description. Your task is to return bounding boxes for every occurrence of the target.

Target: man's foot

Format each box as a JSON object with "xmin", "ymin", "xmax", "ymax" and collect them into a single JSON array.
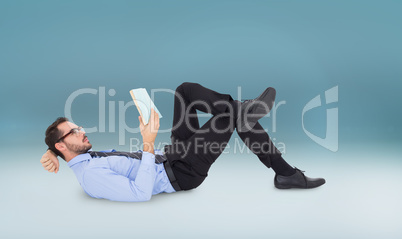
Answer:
[
  {"xmin": 274, "ymin": 167, "xmax": 326, "ymax": 189},
  {"xmin": 236, "ymin": 87, "xmax": 276, "ymax": 132}
]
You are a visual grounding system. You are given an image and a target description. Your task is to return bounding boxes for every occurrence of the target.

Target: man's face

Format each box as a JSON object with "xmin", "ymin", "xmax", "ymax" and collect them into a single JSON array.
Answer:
[{"xmin": 57, "ymin": 121, "xmax": 92, "ymax": 155}]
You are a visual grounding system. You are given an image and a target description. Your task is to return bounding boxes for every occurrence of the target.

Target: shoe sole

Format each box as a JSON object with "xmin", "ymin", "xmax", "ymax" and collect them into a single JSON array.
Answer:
[{"xmin": 274, "ymin": 180, "xmax": 326, "ymax": 189}]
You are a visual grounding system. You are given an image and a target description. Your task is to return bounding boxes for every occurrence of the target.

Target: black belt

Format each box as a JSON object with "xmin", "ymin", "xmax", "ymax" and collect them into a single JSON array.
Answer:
[{"xmin": 163, "ymin": 156, "xmax": 182, "ymax": 191}]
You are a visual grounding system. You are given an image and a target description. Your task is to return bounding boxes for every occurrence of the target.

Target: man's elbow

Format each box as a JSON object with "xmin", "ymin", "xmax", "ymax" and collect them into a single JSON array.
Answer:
[
  {"xmin": 138, "ymin": 196, "xmax": 152, "ymax": 202},
  {"xmin": 86, "ymin": 191, "xmax": 152, "ymax": 202},
  {"xmin": 131, "ymin": 193, "xmax": 152, "ymax": 202},
  {"xmin": 130, "ymin": 189, "xmax": 153, "ymax": 202},
  {"xmin": 107, "ymin": 194, "xmax": 152, "ymax": 202}
]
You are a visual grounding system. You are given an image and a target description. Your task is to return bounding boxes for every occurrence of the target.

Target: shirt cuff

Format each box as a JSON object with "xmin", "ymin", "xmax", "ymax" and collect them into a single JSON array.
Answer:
[{"xmin": 141, "ymin": 151, "xmax": 155, "ymax": 165}]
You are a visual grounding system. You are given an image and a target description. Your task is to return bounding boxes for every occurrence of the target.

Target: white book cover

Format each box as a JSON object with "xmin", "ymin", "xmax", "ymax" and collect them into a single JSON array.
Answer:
[{"xmin": 129, "ymin": 88, "xmax": 163, "ymax": 125}]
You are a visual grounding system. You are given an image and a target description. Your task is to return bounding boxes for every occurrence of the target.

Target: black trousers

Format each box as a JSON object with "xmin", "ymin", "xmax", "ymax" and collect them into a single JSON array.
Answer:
[{"xmin": 164, "ymin": 82, "xmax": 283, "ymax": 190}]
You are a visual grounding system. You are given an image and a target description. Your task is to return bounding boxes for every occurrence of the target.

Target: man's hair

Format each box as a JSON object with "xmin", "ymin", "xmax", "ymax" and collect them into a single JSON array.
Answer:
[{"xmin": 45, "ymin": 117, "xmax": 68, "ymax": 160}]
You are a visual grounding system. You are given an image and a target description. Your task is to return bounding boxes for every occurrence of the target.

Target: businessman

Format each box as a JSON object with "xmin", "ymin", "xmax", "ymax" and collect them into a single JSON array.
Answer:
[{"xmin": 41, "ymin": 82, "xmax": 325, "ymax": 202}]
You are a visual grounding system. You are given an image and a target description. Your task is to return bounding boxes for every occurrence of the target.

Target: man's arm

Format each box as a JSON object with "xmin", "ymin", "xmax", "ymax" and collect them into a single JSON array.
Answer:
[
  {"xmin": 139, "ymin": 108, "xmax": 160, "ymax": 155},
  {"xmin": 83, "ymin": 151, "xmax": 157, "ymax": 202},
  {"xmin": 84, "ymin": 109, "xmax": 161, "ymax": 202}
]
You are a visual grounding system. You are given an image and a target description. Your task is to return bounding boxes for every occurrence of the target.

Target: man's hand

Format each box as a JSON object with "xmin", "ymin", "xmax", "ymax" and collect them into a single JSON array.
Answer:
[
  {"xmin": 139, "ymin": 108, "xmax": 160, "ymax": 155},
  {"xmin": 40, "ymin": 150, "xmax": 60, "ymax": 173}
]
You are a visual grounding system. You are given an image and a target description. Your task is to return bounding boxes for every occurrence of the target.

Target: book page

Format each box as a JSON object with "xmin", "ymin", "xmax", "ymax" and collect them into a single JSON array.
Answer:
[{"xmin": 129, "ymin": 88, "xmax": 163, "ymax": 125}]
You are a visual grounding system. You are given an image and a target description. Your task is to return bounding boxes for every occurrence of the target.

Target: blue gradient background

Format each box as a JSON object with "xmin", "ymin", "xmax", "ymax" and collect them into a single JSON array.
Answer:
[{"xmin": 1, "ymin": 0, "xmax": 401, "ymax": 238}]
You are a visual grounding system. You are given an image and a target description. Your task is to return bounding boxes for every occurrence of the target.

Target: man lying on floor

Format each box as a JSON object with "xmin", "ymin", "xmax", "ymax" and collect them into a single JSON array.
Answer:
[{"xmin": 40, "ymin": 82, "xmax": 325, "ymax": 202}]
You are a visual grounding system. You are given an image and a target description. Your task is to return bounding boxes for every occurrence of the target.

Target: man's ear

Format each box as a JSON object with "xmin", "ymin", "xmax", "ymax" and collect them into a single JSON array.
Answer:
[{"xmin": 55, "ymin": 142, "xmax": 66, "ymax": 153}]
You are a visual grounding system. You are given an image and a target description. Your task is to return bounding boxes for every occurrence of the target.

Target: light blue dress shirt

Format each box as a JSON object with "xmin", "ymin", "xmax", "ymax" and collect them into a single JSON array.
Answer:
[{"xmin": 67, "ymin": 149, "xmax": 176, "ymax": 202}]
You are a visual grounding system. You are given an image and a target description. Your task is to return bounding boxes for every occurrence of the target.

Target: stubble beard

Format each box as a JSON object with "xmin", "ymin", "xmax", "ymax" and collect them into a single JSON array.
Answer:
[{"xmin": 66, "ymin": 142, "xmax": 92, "ymax": 155}]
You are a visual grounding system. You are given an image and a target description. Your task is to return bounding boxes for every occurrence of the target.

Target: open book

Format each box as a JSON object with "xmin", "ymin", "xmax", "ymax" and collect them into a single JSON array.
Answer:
[{"xmin": 129, "ymin": 88, "xmax": 163, "ymax": 125}]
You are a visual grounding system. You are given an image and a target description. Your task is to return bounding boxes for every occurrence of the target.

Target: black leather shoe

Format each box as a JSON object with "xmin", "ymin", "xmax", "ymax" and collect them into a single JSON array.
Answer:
[
  {"xmin": 237, "ymin": 87, "xmax": 276, "ymax": 132},
  {"xmin": 274, "ymin": 168, "xmax": 326, "ymax": 189}
]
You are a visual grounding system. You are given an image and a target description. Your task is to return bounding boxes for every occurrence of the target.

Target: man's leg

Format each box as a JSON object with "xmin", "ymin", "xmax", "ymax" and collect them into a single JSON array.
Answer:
[
  {"xmin": 236, "ymin": 121, "xmax": 296, "ymax": 176},
  {"xmin": 168, "ymin": 82, "xmax": 234, "ymax": 143},
  {"xmin": 164, "ymin": 82, "xmax": 325, "ymax": 190},
  {"xmin": 164, "ymin": 82, "xmax": 236, "ymax": 190},
  {"xmin": 235, "ymin": 105, "xmax": 325, "ymax": 188}
]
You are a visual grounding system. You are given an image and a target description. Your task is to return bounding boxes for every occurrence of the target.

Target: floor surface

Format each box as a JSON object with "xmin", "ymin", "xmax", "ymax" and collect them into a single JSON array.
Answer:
[{"xmin": 1, "ymin": 146, "xmax": 401, "ymax": 239}]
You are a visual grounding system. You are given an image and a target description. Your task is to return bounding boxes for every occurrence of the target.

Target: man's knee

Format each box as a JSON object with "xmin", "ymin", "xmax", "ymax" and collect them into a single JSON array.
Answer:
[
  {"xmin": 176, "ymin": 82, "xmax": 200, "ymax": 92},
  {"xmin": 175, "ymin": 82, "xmax": 201, "ymax": 101}
]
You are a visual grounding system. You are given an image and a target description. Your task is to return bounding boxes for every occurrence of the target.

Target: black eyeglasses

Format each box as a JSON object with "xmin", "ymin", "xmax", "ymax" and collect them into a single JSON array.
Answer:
[{"xmin": 57, "ymin": 127, "xmax": 84, "ymax": 142}]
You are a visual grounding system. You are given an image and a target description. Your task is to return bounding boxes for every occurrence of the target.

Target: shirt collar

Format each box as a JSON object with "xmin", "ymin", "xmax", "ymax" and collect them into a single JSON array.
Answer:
[{"xmin": 67, "ymin": 153, "xmax": 92, "ymax": 168}]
